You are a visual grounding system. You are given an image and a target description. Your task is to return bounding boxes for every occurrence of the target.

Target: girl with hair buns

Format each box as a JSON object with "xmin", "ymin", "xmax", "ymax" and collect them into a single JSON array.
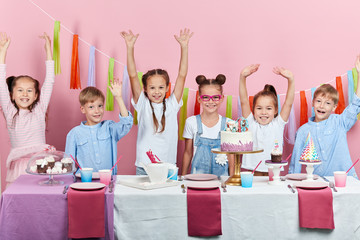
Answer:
[
  {"xmin": 239, "ymin": 64, "xmax": 295, "ymax": 175},
  {"xmin": 182, "ymin": 74, "xmax": 234, "ymax": 177},
  {"xmin": 121, "ymin": 29, "xmax": 193, "ymax": 175}
]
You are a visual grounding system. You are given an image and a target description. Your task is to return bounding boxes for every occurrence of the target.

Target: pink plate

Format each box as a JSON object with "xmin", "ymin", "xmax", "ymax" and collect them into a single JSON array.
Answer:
[
  {"xmin": 184, "ymin": 174, "xmax": 218, "ymax": 181},
  {"xmin": 293, "ymin": 181, "xmax": 328, "ymax": 189},
  {"xmin": 286, "ymin": 173, "xmax": 319, "ymax": 181},
  {"xmin": 186, "ymin": 181, "xmax": 220, "ymax": 189}
]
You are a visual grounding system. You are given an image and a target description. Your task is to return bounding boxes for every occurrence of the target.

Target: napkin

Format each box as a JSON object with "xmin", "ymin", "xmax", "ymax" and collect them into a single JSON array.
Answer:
[
  {"xmin": 68, "ymin": 188, "xmax": 106, "ymax": 238},
  {"xmin": 297, "ymin": 187, "xmax": 334, "ymax": 229},
  {"xmin": 187, "ymin": 187, "xmax": 222, "ymax": 236}
]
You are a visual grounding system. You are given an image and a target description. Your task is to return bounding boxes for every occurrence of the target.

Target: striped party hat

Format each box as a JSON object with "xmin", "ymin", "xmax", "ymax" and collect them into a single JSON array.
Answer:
[{"xmin": 300, "ymin": 132, "xmax": 320, "ymax": 162}]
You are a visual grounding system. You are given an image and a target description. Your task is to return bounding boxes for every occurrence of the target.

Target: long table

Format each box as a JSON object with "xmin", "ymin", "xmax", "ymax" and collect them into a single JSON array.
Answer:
[
  {"xmin": 0, "ymin": 174, "xmax": 114, "ymax": 240},
  {"xmin": 113, "ymin": 176, "xmax": 360, "ymax": 240}
]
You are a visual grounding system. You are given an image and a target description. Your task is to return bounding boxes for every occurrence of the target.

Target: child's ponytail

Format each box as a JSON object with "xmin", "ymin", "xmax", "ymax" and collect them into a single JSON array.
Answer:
[{"xmin": 253, "ymin": 84, "xmax": 279, "ymax": 117}]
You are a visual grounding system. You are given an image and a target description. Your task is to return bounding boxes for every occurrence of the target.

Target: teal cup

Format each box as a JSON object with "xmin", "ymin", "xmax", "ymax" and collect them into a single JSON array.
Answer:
[
  {"xmin": 81, "ymin": 168, "xmax": 93, "ymax": 182},
  {"xmin": 241, "ymin": 172, "xmax": 253, "ymax": 188},
  {"xmin": 168, "ymin": 167, "xmax": 179, "ymax": 181}
]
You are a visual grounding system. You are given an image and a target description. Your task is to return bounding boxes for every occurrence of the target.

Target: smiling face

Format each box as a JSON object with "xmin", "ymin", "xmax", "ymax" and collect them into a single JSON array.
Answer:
[
  {"xmin": 11, "ymin": 77, "xmax": 39, "ymax": 110},
  {"xmin": 312, "ymin": 95, "xmax": 337, "ymax": 122},
  {"xmin": 80, "ymin": 97, "xmax": 104, "ymax": 126},
  {"xmin": 198, "ymin": 85, "xmax": 224, "ymax": 114},
  {"xmin": 253, "ymin": 96, "xmax": 277, "ymax": 125},
  {"xmin": 144, "ymin": 75, "xmax": 169, "ymax": 104}
]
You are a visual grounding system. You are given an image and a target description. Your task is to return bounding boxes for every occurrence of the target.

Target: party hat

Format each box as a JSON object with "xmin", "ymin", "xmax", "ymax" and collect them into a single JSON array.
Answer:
[{"xmin": 300, "ymin": 132, "xmax": 320, "ymax": 162}]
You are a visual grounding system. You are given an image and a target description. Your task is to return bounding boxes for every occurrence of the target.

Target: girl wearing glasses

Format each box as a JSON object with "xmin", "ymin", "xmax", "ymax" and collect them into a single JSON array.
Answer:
[
  {"xmin": 239, "ymin": 65, "xmax": 295, "ymax": 175},
  {"xmin": 182, "ymin": 74, "xmax": 233, "ymax": 177}
]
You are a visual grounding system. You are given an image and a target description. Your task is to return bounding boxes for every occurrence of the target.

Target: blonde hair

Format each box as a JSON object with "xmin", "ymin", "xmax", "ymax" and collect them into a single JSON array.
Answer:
[
  {"xmin": 79, "ymin": 87, "xmax": 105, "ymax": 106},
  {"xmin": 313, "ymin": 84, "xmax": 339, "ymax": 105}
]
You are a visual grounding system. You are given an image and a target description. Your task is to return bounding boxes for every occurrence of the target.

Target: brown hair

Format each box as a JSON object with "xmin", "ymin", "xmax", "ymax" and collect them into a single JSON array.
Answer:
[
  {"xmin": 195, "ymin": 74, "xmax": 226, "ymax": 94},
  {"xmin": 253, "ymin": 84, "xmax": 278, "ymax": 117},
  {"xmin": 313, "ymin": 84, "xmax": 339, "ymax": 105},
  {"xmin": 79, "ymin": 87, "xmax": 105, "ymax": 106},
  {"xmin": 142, "ymin": 69, "xmax": 170, "ymax": 133},
  {"xmin": 6, "ymin": 75, "xmax": 40, "ymax": 125}
]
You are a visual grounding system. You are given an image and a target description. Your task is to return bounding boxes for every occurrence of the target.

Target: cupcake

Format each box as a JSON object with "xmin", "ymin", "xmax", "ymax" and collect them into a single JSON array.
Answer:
[
  {"xmin": 36, "ymin": 159, "xmax": 48, "ymax": 173},
  {"xmin": 271, "ymin": 140, "xmax": 282, "ymax": 163},
  {"xmin": 44, "ymin": 156, "xmax": 55, "ymax": 168},
  {"xmin": 61, "ymin": 158, "xmax": 73, "ymax": 172}
]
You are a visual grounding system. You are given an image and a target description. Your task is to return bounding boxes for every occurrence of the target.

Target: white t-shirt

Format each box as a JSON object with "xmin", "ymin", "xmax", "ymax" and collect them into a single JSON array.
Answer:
[
  {"xmin": 132, "ymin": 92, "xmax": 183, "ymax": 166},
  {"xmin": 183, "ymin": 115, "xmax": 229, "ymax": 159},
  {"xmin": 241, "ymin": 113, "xmax": 287, "ymax": 172}
]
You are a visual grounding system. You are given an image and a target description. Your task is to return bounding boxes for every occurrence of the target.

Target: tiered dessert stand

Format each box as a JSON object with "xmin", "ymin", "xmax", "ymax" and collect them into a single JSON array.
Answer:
[
  {"xmin": 211, "ymin": 148, "xmax": 263, "ymax": 186},
  {"xmin": 299, "ymin": 161, "xmax": 322, "ymax": 182},
  {"xmin": 265, "ymin": 160, "xmax": 288, "ymax": 185}
]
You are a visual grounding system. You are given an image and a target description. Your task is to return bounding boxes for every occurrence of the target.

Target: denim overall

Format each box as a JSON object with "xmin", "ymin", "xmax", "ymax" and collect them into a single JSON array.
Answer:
[{"xmin": 191, "ymin": 115, "xmax": 228, "ymax": 177}]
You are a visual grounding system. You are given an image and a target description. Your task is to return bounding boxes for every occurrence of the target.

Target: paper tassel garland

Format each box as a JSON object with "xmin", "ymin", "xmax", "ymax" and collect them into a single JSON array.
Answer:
[
  {"xmin": 249, "ymin": 96, "xmax": 254, "ymax": 113},
  {"xmin": 106, "ymin": 58, "xmax": 114, "ymax": 111},
  {"xmin": 133, "ymin": 72, "xmax": 143, "ymax": 125},
  {"xmin": 348, "ymin": 70, "xmax": 354, "ymax": 104},
  {"xmin": 311, "ymin": 87, "xmax": 316, "ymax": 117},
  {"xmin": 237, "ymin": 96, "xmax": 242, "ymax": 118},
  {"xmin": 300, "ymin": 91, "xmax": 308, "ymax": 126},
  {"xmin": 284, "ymin": 106, "xmax": 296, "ymax": 145},
  {"xmin": 53, "ymin": 21, "xmax": 61, "ymax": 75},
  {"xmin": 277, "ymin": 95, "xmax": 281, "ymax": 113},
  {"xmin": 194, "ymin": 91, "xmax": 200, "ymax": 115},
  {"xmin": 353, "ymin": 68, "xmax": 360, "ymax": 120},
  {"xmin": 179, "ymin": 88, "xmax": 189, "ymax": 140},
  {"xmin": 70, "ymin": 34, "xmax": 81, "ymax": 89},
  {"xmin": 122, "ymin": 66, "xmax": 130, "ymax": 109},
  {"xmin": 165, "ymin": 82, "xmax": 171, "ymax": 99},
  {"xmin": 226, "ymin": 95, "xmax": 232, "ymax": 119},
  {"xmin": 335, "ymin": 76, "xmax": 345, "ymax": 114},
  {"xmin": 87, "ymin": 46, "xmax": 96, "ymax": 87}
]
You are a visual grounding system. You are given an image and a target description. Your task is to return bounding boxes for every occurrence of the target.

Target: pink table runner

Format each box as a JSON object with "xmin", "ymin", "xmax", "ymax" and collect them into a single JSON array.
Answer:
[
  {"xmin": 187, "ymin": 187, "xmax": 222, "ymax": 236},
  {"xmin": 297, "ymin": 187, "xmax": 334, "ymax": 229}
]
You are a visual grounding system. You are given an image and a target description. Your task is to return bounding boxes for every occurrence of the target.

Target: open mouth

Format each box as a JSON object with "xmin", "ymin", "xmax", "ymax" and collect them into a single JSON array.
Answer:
[{"xmin": 316, "ymin": 109, "xmax": 326, "ymax": 114}]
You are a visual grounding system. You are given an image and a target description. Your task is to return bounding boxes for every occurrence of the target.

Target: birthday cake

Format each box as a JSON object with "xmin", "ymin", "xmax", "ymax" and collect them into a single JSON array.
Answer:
[
  {"xmin": 220, "ymin": 118, "xmax": 253, "ymax": 152},
  {"xmin": 300, "ymin": 132, "xmax": 321, "ymax": 162},
  {"xmin": 271, "ymin": 140, "xmax": 282, "ymax": 163}
]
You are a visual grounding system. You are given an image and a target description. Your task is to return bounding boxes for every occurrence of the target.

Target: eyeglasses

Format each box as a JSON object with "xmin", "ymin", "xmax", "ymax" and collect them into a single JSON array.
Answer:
[{"xmin": 199, "ymin": 95, "xmax": 222, "ymax": 102}]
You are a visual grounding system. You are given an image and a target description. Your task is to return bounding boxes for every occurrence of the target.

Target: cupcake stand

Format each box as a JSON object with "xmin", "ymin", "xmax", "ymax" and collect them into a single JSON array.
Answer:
[
  {"xmin": 299, "ymin": 161, "xmax": 322, "ymax": 182},
  {"xmin": 265, "ymin": 160, "xmax": 288, "ymax": 185},
  {"xmin": 212, "ymin": 148, "xmax": 263, "ymax": 186}
]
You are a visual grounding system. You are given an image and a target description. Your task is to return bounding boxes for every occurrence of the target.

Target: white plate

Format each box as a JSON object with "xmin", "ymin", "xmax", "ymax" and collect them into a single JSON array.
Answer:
[
  {"xmin": 186, "ymin": 181, "xmax": 220, "ymax": 189},
  {"xmin": 293, "ymin": 181, "xmax": 328, "ymax": 189},
  {"xmin": 286, "ymin": 173, "xmax": 319, "ymax": 181},
  {"xmin": 118, "ymin": 176, "xmax": 180, "ymax": 190},
  {"xmin": 75, "ymin": 172, "xmax": 100, "ymax": 179},
  {"xmin": 70, "ymin": 182, "xmax": 105, "ymax": 190},
  {"xmin": 184, "ymin": 174, "xmax": 218, "ymax": 181}
]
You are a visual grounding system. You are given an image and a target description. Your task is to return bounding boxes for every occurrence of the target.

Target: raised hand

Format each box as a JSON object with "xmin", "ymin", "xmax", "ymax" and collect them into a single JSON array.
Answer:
[
  {"xmin": 120, "ymin": 30, "xmax": 139, "ymax": 48},
  {"xmin": 108, "ymin": 78, "xmax": 123, "ymax": 98},
  {"xmin": 174, "ymin": 28, "xmax": 193, "ymax": 47},
  {"xmin": 39, "ymin": 32, "xmax": 52, "ymax": 60},
  {"xmin": 273, "ymin": 66, "xmax": 294, "ymax": 81},
  {"xmin": 0, "ymin": 32, "xmax": 11, "ymax": 53},
  {"xmin": 240, "ymin": 64, "xmax": 260, "ymax": 78}
]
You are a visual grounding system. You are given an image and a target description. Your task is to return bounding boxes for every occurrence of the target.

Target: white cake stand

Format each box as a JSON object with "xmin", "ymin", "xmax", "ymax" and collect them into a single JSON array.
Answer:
[
  {"xmin": 299, "ymin": 161, "xmax": 322, "ymax": 181},
  {"xmin": 265, "ymin": 160, "xmax": 288, "ymax": 185}
]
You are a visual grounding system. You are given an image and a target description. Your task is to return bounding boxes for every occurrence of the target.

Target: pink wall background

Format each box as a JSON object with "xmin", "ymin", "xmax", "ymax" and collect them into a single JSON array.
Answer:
[{"xmin": 1, "ymin": 0, "xmax": 360, "ymax": 191}]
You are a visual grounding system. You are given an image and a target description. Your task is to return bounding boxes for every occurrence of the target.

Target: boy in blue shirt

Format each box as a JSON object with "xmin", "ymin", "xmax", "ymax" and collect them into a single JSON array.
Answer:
[
  {"xmin": 289, "ymin": 56, "xmax": 360, "ymax": 177},
  {"xmin": 65, "ymin": 81, "xmax": 133, "ymax": 174}
]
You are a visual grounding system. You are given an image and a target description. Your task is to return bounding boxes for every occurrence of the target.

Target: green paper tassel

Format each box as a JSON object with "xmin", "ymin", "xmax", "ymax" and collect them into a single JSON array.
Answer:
[
  {"xmin": 53, "ymin": 21, "xmax": 61, "ymax": 75},
  {"xmin": 179, "ymin": 88, "xmax": 189, "ymax": 140},
  {"xmin": 226, "ymin": 95, "xmax": 233, "ymax": 119},
  {"xmin": 353, "ymin": 68, "xmax": 360, "ymax": 120},
  {"xmin": 133, "ymin": 72, "xmax": 143, "ymax": 125},
  {"xmin": 106, "ymin": 58, "xmax": 115, "ymax": 111}
]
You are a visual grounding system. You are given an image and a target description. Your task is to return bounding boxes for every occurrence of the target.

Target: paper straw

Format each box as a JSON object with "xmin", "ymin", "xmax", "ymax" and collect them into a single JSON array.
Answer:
[
  {"xmin": 252, "ymin": 160, "xmax": 262, "ymax": 174},
  {"xmin": 110, "ymin": 155, "xmax": 123, "ymax": 171},
  {"xmin": 285, "ymin": 153, "xmax": 292, "ymax": 161},
  {"xmin": 346, "ymin": 158, "xmax": 359, "ymax": 174},
  {"xmin": 70, "ymin": 154, "xmax": 82, "ymax": 170},
  {"xmin": 155, "ymin": 155, "xmax": 162, "ymax": 163}
]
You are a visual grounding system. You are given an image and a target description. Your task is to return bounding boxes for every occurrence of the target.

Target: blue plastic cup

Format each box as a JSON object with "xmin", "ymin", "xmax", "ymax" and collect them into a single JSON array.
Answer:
[
  {"xmin": 241, "ymin": 172, "xmax": 254, "ymax": 188},
  {"xmin": 81, "ymin": 168, "xmax": 93, "ymax": 182},
  {"xmin": 168, "ymin": 167, "xmax": 179, "ymax": 181}
]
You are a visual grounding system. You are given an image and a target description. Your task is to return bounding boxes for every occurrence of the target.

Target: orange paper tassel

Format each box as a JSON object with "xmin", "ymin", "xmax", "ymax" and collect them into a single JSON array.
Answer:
[
  {"xmin": 70, "ymin": 34, "xmax": 81, "ymax": 89},
  {"xmin": 194, "ymin": 91, "xmax": 200, "ymax": 115},
  {"xmin": 249, "ymin": 96, "xmax": 254, "ymax": 113},
  {"xmin": 335, "ymin": 76, "xmax": 345, "ymax": 114},
  {"xmin": 300, "ymin": 91, "xmax": 308, "ymax": 126},
  {"xmin": 165, "ymin": 82, "xmax": 171, "ymax": 99}
]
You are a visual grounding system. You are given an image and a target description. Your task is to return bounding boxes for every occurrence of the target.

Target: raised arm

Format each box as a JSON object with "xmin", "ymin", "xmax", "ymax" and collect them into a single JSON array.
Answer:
[
  {"xmin": 273, "ymin": 67, "xmax": 295, "ymax": 122},
  {"xmin": 173, "ymin": 28, "xmax": 193, "ymax": 103},
  {"xmin": 120, "ymin": 30, "xmax": 141, "ymax": 103},
  {"xmin": 39, "ymin": 32, "xmax": 52, "ymax": 61},
  {"xmin": 0, "ymin": 32, "xmax": 10, "ymax": 64},
  {"xmin": 108, "ymin": 78, "xmax": 129, "ymax": 117},
  {"xmin": 355, "ymin": 55, "xmax": 360, "ymax": 97},
  {"xmin": 239, "ymin": 64, "xmax": 259, "ymax": 118}
]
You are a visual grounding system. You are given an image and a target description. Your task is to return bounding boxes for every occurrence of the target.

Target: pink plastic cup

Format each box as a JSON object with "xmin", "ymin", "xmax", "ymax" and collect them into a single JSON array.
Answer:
[
  {"xmin": 334, "ymin": 171, "xmax": 347, "ymax": 187},
  {"xmin": 99, "ymin": 169, "xmax": 112, "ymax": 185},
  {"xmin": 268, "ymin": 167, "xmax": 274, "ymax": 181}
]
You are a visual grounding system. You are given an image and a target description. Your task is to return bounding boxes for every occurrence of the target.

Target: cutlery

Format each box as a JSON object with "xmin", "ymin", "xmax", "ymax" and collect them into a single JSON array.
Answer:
[
  {"xmin": 62, "ymin": 185, "xmax": 69, "ymax": 194},
  {"xmin": 109, "ymin": 181, "xmax": 114, "ymax": 193},
  {"xmin": 281, "ymin": 176, "xmax": 286, "ymax": 181},
  {"xmin": 287, "ymin": 184, "xmax": 295, "ymax": 193},
  {"xmin": 221, "ymin": 182, "xmax": 227, "ymax": 193},
  {"xmin": 181, "ymin": 184, "xmax": 186, "ymax": 193},
  {"xmin": 321, "ymin": 176, "xmax": 337, "ymax": 192}
]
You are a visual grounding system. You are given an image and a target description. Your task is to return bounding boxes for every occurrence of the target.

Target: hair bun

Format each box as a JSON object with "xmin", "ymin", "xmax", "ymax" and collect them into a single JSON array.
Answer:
[
  {"xmin": 215, "ymin": 74, "xmax": 226, "ymax": 85},
  {"xmin": 196, "ymin": 75, "xmax": 207, "ymax": 85},
  {"xmin": 264, "ymin": 84, "xmax": 277, "ymax": 96}
]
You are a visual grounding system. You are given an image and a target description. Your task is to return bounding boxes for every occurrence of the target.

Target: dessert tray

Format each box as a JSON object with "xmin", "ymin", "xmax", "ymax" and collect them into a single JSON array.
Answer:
[{"xmin": 118, "ymin": 176, "xmax": 180, "ymax": 190}]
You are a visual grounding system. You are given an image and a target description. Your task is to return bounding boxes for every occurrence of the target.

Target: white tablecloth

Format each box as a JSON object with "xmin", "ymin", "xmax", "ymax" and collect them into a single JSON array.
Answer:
[{"xmin": 113, "ymin": 176, "xmax": 360, "ymax": 240}]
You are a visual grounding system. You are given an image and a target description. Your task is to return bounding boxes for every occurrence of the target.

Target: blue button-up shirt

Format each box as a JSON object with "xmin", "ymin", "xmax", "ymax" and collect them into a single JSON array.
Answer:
[
  {"xmin": 65, "ymin": 112, "xmax": 133, "ymax": 174},
  {"xmin": 289, "ymin": 94, "xmax": 360, "ymax": 178}
]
